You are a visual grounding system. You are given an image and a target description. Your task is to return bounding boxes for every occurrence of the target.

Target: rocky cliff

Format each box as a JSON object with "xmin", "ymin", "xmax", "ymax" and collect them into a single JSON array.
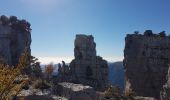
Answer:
[
  {"xmin": 0, "ymin": 15, "xmax": 31, "ymax": 66},
  {"xmin": 124, "ymin": 31, "xmax": 170, "ymax": 99},
  {"xmin": 57, "ymin": 34, "xmax": 108, "ymax": 91},
  {"xmin": 160, "ymin": 65, "xmax": 170, "ymax": 100}
]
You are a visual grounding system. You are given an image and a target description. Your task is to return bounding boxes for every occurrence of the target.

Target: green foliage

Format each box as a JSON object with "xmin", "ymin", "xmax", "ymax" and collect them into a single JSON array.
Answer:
[
  {"xmin": 30, "ymin": 56, "xmax": 42, "ymax": 78},
  {"xmin": 33, "ymin": 63, "xmax": 42, "ymax": 78}
]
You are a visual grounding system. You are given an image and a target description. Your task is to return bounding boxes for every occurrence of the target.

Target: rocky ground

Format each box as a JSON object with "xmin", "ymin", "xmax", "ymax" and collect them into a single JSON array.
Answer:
[{"xmin": 17, "ymin": 82, "xmax": 100, "ymax": 100}]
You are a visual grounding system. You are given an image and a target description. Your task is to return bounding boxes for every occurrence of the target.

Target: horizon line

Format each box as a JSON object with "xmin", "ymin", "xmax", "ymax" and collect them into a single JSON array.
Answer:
[{"xmin": 37, "ymin": 56, "xmax": 123, "ymax": 64}]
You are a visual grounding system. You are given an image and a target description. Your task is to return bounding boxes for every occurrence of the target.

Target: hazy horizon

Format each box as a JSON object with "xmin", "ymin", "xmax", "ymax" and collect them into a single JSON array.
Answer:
[{"xmin": 38, "ymin": 56, "xmax": 123, "ymax": 64}]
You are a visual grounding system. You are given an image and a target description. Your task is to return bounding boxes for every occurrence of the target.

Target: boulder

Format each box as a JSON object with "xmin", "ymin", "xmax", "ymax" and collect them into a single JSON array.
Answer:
[{"xmin": 55, "ymin": 82, "xmax": 99, "ymax": 100}]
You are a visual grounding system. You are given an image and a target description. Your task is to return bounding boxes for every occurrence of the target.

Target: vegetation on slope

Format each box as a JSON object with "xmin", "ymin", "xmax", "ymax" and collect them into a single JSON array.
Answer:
[{"xmin": 0, "ymin": 50, "xmax": 29, "ymax": 99}]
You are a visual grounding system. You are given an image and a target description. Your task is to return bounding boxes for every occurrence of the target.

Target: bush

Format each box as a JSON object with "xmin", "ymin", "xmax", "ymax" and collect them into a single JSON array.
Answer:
[
  {"xmin": 0, "ymin": 15, "xmax": 9, "ymax": 25},
  {"xmin": 102, "ymin": 85, "xmax": 122, "ymax": 100},
  {"xmin": 124, "ymin": 89, "xmax": 136, "ymax": 100},
  {"xmin": 33, "ymin": 79, "xmax": 51, "ymax": 90},
  {"xmin": 159, "ymin": 31, "xmax": 166, "ymax": 37},
  {"xmin": 144, "ymin": 30, "xmax": 153, "ymax": 36},
  {"xmin": 0, "ymin": 50, "xmax": 29, "ymax": 99},
  {"xmin": 45, "ymin": 63, "xmax": 55, "ymax": 81}
]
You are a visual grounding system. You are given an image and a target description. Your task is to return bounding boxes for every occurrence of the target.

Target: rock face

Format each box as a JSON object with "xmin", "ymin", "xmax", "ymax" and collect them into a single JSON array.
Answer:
[
  {"xmin": 55, "ymin": 82, "xmax": 99, "ymax": 100},
  {"xmin": 124, "ymin": 31, "xmax": 170, "ymax": 99},
  {"xmin": 160, "ymin": 66, "xmax": 170, "ymax": 100},
  {"xmin": 0, "ymin": 15, "xmax": 31, "ymax": 65},
  {"xmin": 57, "ymin": 34, "xmax": 108, "ymax": 91}
]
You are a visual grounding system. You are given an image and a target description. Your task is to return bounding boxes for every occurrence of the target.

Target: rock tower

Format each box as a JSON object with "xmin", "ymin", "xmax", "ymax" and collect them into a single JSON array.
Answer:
[
  {"xmin": 0, "ymin": 15, "xmax": 31, "ymax": 65},
  {"xmin": 124, "ymin": 30, "xmax": 170, "ymax": 99},
  {"xmin": 57, "ymin": 34, "xmax": 108, "ymax": 91}
]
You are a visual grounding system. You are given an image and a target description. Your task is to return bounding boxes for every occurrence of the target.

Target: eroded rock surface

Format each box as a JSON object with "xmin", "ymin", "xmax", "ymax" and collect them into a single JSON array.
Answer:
[
  {"xmin": 18, "ymin": 86, "xmax": 68, "ymax": 100},
  {"xmin": 57, "ymin": 34, "xmax": 108, "ymax": 91},
  {"xmin": 55, "ymin": 82, "xmax": 99, "ymax": 100},
  {"xmin": 124, "ymin": 31, "xmax": 170, "ymax": 99},
  {"xmin": 135, "ymin": 96, "xmax": 157, "ymax": 100},
  {"xmin": 0, "ymin": 15, "xmax": 31, "ymax": 66},
  {"xmin": 160, "ymin": 66, "xmax": 170, "ymax": 100}
]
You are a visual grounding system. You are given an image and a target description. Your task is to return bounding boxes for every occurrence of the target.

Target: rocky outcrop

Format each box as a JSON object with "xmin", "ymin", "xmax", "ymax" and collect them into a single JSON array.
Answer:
[
  {"xmin": 57, "ymin": 34, "xmax": 108, "ymax": 91},
  {"xmin": 55, "ymin": 82, "xmax": 99, "ymax": 100},
  {"xmin": 18, "ymin": 86, "xmax": 68, "ymax": 100},
  {"xmin": 160, "ymin": 66, "xmax": 170, "ymax": 100},
  {"xmin": 135, "ymin": 96, "xmax": 157, "ymax": 100},
  {"xmin": 0, "ymin": 15, "xmax": 31, "ymax": 66},
  {"xmin": 57, "ymin": 61, "xmax": 71, "ymax": 82},
  {"xmin": 124, "ymin": 31, "xmax": 170, "ymax": 99}
]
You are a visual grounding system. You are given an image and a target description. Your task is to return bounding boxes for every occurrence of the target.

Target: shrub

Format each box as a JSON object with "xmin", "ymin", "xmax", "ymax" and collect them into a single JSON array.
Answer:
[
  {"xmin": 124, "ymin": 89, "xmax": 136, "ymax": 100},
  {"xmin": 45, "ymin": 63, "xmax": 55, "ymax": 80},
  {"xmin": 144, "ymin": 30, "xmax": 153, "ymax": 36},
  {"xmin": 102, "ymin": 85, "xmax": 122, "ymax": 100},
  {"xmin": 33, "ymin": 79, "xmax": 51, "ymax": 90},
  {"xmin": 0, "ymin": 50, "xmax": 29, "ymax": 99},
  {"xmin": 159, "ymin": 31, "xmax": 166, "ymax": 37},
  {"xmin": 134, "ymin": 31, "xmax": 139, "ymax": 34}
]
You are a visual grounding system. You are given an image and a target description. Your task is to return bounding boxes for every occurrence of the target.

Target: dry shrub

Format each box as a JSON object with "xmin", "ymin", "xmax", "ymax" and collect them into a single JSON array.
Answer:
[
  {"xmin": 44, "ymin": 63, "xmax": 55, "ymax": 80},
  {"xmin": 124, "ymin": 89, "xmax": 136, "ymax": 100},
  {"xmin": 45, "ymin": 63, "xmax": 54, "ymax": 75},
  {"xmin": 0, "ymin": 50, "xmax": 29, "ymax": 99},
  {"xmin": 33, "ymin": 79, "xmax": 51, "ymax": 90},
  {"xmin": 101, "ymin": 85, "xmax": 122, "ymax": 100}
]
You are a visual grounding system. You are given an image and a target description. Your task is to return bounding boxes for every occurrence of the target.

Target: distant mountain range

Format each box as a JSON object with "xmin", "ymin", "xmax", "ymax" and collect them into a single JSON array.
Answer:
[
  {"xmin": 108, "ymin": 61, "xmax": 124, "ymax": 90},
  {"xmin": 41, "ymin": 61, "xmax": 125, "ymax": 90}
]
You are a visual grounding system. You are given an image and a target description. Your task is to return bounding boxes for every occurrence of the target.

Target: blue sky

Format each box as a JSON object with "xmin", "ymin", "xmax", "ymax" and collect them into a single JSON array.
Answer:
[{"xmin": 0, "ymin": 0, "xmax": 170, "ymax": 64}]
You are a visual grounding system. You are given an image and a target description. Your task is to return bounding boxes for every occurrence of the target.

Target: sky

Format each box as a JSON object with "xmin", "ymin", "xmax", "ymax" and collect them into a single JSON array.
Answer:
[{"xmin": 0, "ymin": 0, "xmax": 170, "ymax": 64}]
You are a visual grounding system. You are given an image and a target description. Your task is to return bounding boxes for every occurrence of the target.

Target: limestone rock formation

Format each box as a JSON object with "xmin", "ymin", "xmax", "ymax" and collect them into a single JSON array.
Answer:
[
  {"xmin": 0, "ymin": 15, "xmax": 31, "ymax": 66},
  {"xmin": 124, "ymin": 30, "xmax": 170, "ymax": 99},
  {"xmin": 57, "ymin": 34, "xmax": 108, "ymax": 91},
  {"xmin": 18, "ymin": 86, "xmax": 68, "ymax": 100},
  {"xmin": 160, "ymin": 66, "xmax": 170, "ymax": 100},
  {"xmin": 57, "ymin": 61, "xmax": 71, "ymax": 82},
  {"xmin": 55, "ymin": 82, "xmax": 99, "ymax": 100},
  {"xmin": 135, "ymin": 96, "xmax": 157, "ymax": 100}
]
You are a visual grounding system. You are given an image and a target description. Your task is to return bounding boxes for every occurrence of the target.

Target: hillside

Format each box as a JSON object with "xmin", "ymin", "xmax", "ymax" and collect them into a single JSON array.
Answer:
[{"xmin": 108, "ymin": 61, "xmax": 124, "ymax": 90}]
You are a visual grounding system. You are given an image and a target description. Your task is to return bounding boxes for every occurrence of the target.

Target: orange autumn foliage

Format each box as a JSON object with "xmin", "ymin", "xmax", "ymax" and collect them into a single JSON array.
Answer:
[{"xmin": 45, "ymin": 64, "xmax": 54, "ymax": 75}]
